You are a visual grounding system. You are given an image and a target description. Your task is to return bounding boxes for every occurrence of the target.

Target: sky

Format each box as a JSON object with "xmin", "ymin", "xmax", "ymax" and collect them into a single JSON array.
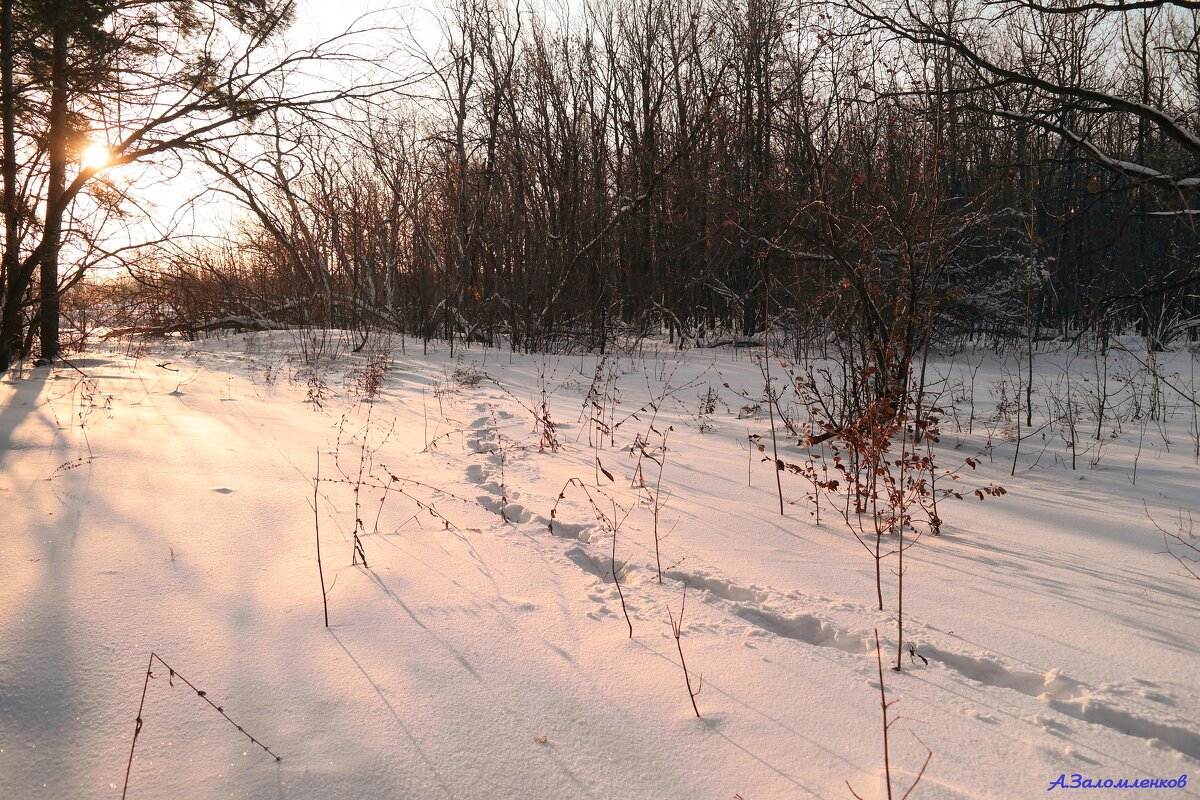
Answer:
[{"xmin": 85, "ymin": 0, "xmax": 429, "ymax": 266}]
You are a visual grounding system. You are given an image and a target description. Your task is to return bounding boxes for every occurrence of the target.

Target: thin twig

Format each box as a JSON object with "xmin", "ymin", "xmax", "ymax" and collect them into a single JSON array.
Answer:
[{"xmin": 121, "ymin": 652, "xmax": 280, "ymax": 800}]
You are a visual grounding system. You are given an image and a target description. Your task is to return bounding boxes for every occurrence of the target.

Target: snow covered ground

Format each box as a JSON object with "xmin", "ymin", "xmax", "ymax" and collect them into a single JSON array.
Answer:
[{"xmin": 1, "ymin": 332, "xmax": 1198, "ymax": 799}]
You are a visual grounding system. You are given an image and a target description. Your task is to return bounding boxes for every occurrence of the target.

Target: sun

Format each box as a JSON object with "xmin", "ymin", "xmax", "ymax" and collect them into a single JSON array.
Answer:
[{"xmin": 81, "ymin": 142, "xmax": 112, "ymax": 170}]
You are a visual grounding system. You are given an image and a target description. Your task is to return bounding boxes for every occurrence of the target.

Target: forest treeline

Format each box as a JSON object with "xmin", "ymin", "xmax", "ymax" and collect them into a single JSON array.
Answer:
[{"xmin": 3, "ymin": 0, "xmax": 1200, "ymax": 368}]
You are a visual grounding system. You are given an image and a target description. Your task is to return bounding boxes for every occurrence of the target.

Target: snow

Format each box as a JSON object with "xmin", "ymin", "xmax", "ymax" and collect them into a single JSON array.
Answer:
[{"xmin": 1, "ymin": 333, "xmax": 1198, "ymax": 798}]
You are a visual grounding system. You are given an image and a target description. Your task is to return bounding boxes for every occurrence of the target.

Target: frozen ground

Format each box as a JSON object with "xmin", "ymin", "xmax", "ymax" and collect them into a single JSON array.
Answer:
[{"xmin": 1, "ymin": 332, "xmax": 1198, "ymax": 799}]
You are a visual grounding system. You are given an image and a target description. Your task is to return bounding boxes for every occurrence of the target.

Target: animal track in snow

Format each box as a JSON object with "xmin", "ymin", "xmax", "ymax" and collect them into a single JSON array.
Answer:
[
  {"xmin": 566, "ymin": 546, "xmax": 611, "ymax": 580},
  {"xmin": 1046, "ymin": 698, "xmax": 1200, "ymax": 760},
  {"xmin": 908, "ymin": 643, "xmax": 1200, "ymax": 759},
  {"xmin": 640, "ymin": 557, "xmax": 1200, "ymax": 761},
  {"xmin": 919, "ymin": 646, "xmax": 1083, "ymax": 701},
  {"xmin": 904, "ymin": 645, "xmax": 1200, "ymax": 759},
  {"xmin": 733, "ymin": 607, "xmax": 871, "ymax": 654},
  {"xmin": 466, "ymin": 435, "xmax": 495, "ymax": 454},
  {"xmin": 458, "ymin": 409, "xmax": 1200, "ymax": 764},
  {"xmin": 462, "ymin": 413, "xmax": 592, "ymax": 540},
  {"xmin": 662, "ymin": 569, "xmax": 767, "ymax": 604},
  {"xmin": 547, "ymin": 519, "xmax": 590, "ymax": 541},
  {"xmin": 499, "ymin": 503, "xmax": 533, "ymax": 524}
]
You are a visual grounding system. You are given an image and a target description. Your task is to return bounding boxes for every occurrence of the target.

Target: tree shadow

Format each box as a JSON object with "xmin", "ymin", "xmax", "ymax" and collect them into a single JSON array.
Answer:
[{"xmin": 0, "ymin": 366, "xmax": 49, "ymax": 470}]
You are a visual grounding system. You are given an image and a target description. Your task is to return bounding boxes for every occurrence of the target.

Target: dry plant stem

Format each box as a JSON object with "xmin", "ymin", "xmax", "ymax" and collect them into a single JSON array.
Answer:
[
  {"xmin": 926, "ymin": 436, "xmax": 940, "ymax": 534},
  {"xmin": 763, "ymin": 353, "xmax": 784, "ymax": 516},
  {"xmin": 900, "ymin": 740, "xmax": 932, "ymax": 800},
  {"xmin": 490, "ymin": 407, "xmax": 508, "ymax": 501},
  {"xmin": 120, "ymin": 653, "xmax": 154, "ymax": 800},
  {"xmin": 746, "ymin": 430, "xmax": 753, "ymax": 487},
  {"xmin": 667, "ymin": 584, "xmax": 702, "ymax": 718},
  {"xmin": 651, "ymin": 428, "xmax": 670, "ymax": 583},
  {"xmin": 1010, "ymin": 389, "xmax": 1022, "ymax": 478},
  {"xmin": 551, "ymin": 478, "xmax": 632, "ymax": 635},
  {"xmin": 847, "ymin": 631, "xmax": 894, "ymax": 800},
  {"xmin": 1191, "ymin": 357, "xmax": 1198, "ymax": 463},
  {"xmin": 1024, "ymin": 166, "xmax": 1037, "ymax": 433},
  {"xmin": 657, "ymin": 438, "xmax": 667, "ymax": 582},
  {"xmin": 422, "ymin": 387, "xmax": 429, "ymax": 450},
  {"xmin": 895, "ymin": 405, "xmax": 911, "ymax": 671},
  {"xmin": 878, "ymin": 627, "xmax": 895, "ymax": 800},
  {"xmin": 611, "ymin": 500, "xmax": 633, "ymax": 638},
  {"xmin": 894, "ymin": 499, "xmax": 904, "ymax": 668},
  {"xmin": 758, "ymin": 272, "xmax": 787, "ymax": 515},
  {"xmin": 1065, "ymin": 367, "xmax": 1077, "ymax": 470},
  {"xmin": 1131, "ymin": 420, "xmax": 1147, "ymax": 486},
  {"xmin": 324, "ymin": 468, "xmax": 474, "ymax": 532},
  {"xmin": 351, "ymin": 405, "xmax": 372, "ymax": 567},
  {"xmin": 485, "ymin": 373, "xmax": 559, "ymax": 451},
  {"xmin": 847, "ymin": 629, "xmax": 931, "ymax": 800},
  {"xmin": 873, "ymin": 476, "xmax": 886, "ymax": 612},
  {"xmin": 315, "ymin": 449, "xmax": 329, "ymax": 627},
  {"xmin": 122, "ymin": 652, "xmax": 280, "ymax": 800}
]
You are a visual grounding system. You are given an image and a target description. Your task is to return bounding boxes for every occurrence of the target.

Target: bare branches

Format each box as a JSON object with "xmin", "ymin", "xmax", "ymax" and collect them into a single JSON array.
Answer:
[
  {"xmin": 1145, "ymin": 501, "xmax": 1200, "ymax": 582},
  {"xmin": 987, "ymin": 0, "xmax": 1200, "ymax": 13},
  {"xmin": 845, "ymin": 0, "xmax": 1200, "ymax": 162},
  {"xmin": 990, "ymin": 108, "xmax": 1199, "ymax": 196},
  {"xmin": 57, "ymin": 0, "xmax": 1200, "ymax": 364},
  {"xmin": 1, "ymin": 1, "xmax": 419, "ymax": 372}
]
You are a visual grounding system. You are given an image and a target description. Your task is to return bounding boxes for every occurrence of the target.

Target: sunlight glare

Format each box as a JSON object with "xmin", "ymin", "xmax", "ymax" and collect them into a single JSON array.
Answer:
[{"xmin": 81, "ymin": 142, "xmax": 112, "ymax": 171}]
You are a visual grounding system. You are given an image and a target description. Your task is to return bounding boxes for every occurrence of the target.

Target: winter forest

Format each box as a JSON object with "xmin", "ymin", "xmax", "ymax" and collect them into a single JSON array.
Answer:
[{"xmin": 2, "ymin": 0, "xmax": 1200, "ymax": 797}]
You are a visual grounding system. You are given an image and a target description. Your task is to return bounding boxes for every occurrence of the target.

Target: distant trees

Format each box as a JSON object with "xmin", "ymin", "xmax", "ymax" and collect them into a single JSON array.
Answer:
[
  {"xmin": 849, "ymin": 0, "xmax": 1200, "ymax": 340},
  {"xmin": 33, "ymin": 0, "xmax": 1200, "ymax": 359},
  {"xmin": 0, "ymin": 0, "xmax": 386, "ymax": 374}
]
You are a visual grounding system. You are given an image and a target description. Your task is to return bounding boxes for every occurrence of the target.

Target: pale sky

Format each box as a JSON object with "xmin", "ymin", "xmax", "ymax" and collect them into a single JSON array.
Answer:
[{"xmin": 86, "ymin": 0, "xmax": 429, "ymax": 268}]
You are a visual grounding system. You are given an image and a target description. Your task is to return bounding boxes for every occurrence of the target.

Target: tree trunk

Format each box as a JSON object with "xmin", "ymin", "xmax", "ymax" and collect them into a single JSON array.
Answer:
[
  {"xmin": 39, "ymin": 15, "xmax": 68, "ymax": 364},
  {"xmin": 0, "ymin": 0, "xmax": 20, "ymax": 373}
]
